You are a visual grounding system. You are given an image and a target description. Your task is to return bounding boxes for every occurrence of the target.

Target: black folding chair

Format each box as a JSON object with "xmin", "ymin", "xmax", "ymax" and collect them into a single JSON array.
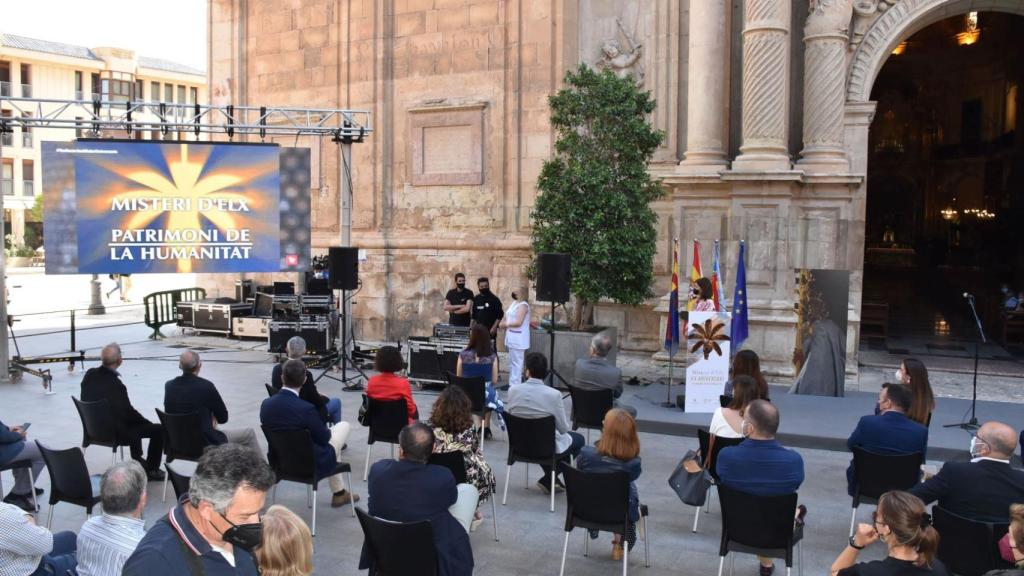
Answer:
[
  {"xmin": 0, "ymin": 459, "xmax": 39, "ymax": 512},
  {"xmin": 933, "ymin": 506, "xmax": 1011, "ymax": 576},
  {"xmin": 558, "ymin": 464, "xmax": 649, "ymax": 576},
  {"xmin": 445, "ymin": 372, "xmax": 488, "ymax": 449},
  {"xmin": 693, "ymin": 429, "xmax": 745, "ymax": 532},
  {"xmin": 164, "ymin": 463, "xmax": 191, "ymax": 501},
  {"xmin": 72, "ymin": 396, "xmax": 128, "ymax": 466},
  {"xmin": 848, "ymin": 448, "xmax": 923, "ymax": 536},
  {"xmin": 262, "ymin": 427, "xmax": 355, "ymax": 536},
  {"xmin": 155, "ymin": 409, "xmax": 208, "ymax": 502},
  {"xmin": 429, "ymin": 450, "xmax": 498, "ymax": 541},
  {"xmin": 719, "ymin": 395, "xmax": 732, "ymax": 408},
  {"xmin": 361, "ymin": 396, "xmax": 409, "ymax": 481},
  {"xmin": 567, "ymin": 385, "xmax": 613, "ymax": 443},
  {"xmin": 35, "ymin": 441, "xmax": 101, "ymax": 529},
  {"xmin": 717, "ymin": 484, "xmax": 802, "ymax": 576},
  {"xmin": 502, "ymin": 413, "xmax": 566, "ymax": 513},
  {"xmin": 265, "ymin": 383, "xmax": 277, "ymax": 398},
  {"xmin": 355, "ymin": 507, "xmax": 438, "ymax": 576}
]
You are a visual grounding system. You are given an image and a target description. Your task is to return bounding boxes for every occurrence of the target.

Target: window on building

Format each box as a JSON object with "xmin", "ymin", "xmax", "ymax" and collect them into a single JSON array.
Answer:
[
  {"xmin": 165, "ymin": 83, "xmax": 173, "ymax": 103},
  {"xmin": 22, "ymin": 160, "xmax": 33, "ymax": 196},
  {"xmin": 0, "ymin": 110, "xmax": 11, "ymax": 147},
  {"xmin": 19, "ymin": 64, "xmax": 30, "ymax": 97},
  {"xmin": 91, "ymin": 73, "xmax": 101, "ymax": 100},
  {"xmin": 75, "ymin": 71, "xmax": 83, "ymax": 100},
  {"xmin": 135, "ymin": 79, "xmax": 144, "ymax": 102},
  {"xmin": 177, "ymin": 85, "xmax": 186, "ymax": 106},
  {"xmin": 21, "ymin": 113, "xmax": 32, "ymax": 148},
  {"xmin": 103, "ymin": 71, "xmax": 133, "ymax": 102},
  {"xmin": 0, "ymin": 61, "xmax": 9, "ymax": 97},
  {"xmin": 190, "ymin": 87, "xmax": 198, "ymax": 105},
  {"xmin": 1, "ymin": 159, "xmax": 13, "ymax": 196}
]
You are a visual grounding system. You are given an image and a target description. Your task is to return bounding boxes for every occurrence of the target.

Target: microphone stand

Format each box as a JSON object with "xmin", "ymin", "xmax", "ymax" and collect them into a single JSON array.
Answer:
[{"xmin": 944, "ymin": 294, "xmax": 983, "ymax": 430}]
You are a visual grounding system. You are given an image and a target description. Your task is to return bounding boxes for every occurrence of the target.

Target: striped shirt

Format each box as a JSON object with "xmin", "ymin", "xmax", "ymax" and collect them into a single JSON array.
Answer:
[
  {"xmin": 76, "ymin": 513, "xmax": 146, "ymax": 576},
  {"xmin": 0, "ymin": 502, "xmax": 53, "ymax": 576}
]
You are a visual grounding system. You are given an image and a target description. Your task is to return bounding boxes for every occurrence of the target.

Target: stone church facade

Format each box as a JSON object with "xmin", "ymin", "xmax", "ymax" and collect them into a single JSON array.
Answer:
[{"xmin": 206, "ymin": 0, "xmax": 1023, "ymax": 375}]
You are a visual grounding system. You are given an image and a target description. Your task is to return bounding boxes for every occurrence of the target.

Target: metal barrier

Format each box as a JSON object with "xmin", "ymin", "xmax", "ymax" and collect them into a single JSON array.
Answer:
[{"xmin": 144, "ymin": 288, "xmax": 206, "ymax": 339}]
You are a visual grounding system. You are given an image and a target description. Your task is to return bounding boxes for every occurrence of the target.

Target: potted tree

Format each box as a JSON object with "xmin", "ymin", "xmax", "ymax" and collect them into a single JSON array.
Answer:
[{"xmin": 528, "ymin": 64, "xmax": 664, "ymax": 381}]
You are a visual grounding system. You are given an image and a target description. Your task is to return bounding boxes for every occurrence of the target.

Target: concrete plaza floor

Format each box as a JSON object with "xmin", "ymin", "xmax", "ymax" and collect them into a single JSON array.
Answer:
[{"xmin": 1, "ymin": 326, "xmax": 928, "ymax": 576}]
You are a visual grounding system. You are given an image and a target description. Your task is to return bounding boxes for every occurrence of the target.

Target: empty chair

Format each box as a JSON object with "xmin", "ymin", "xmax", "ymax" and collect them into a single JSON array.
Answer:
[
  {"xmin": 355, "ymin": 507, "xmax": 438, "ymax": 576},
  {"xmin": 502, "ymin": 413, "xmax": 563, "ymax": 513},
  {"xmin": 361, "ymin": 396, "xmax": 408, "ymax": 482},
  {"xmin": 849, "ymin": 448, "xmax": 923, "ymax": 536},
  {"xmin": 0, "ymin": 459, "xmax": 39, "ymax": 512},
  {"xmin": 155, "ymin": 409, "xmax": 208, "ymax": 502},
  {"xmin": 429, "ymin": 450, "xmax": 498, "ymax": 541},
  {"xmin": 567, "ymin": 385, "xmax": 613, "ymax": 443},
  {"xmin": 716, "ymin": 484, "xmax": 802, "ymax": 576},
  {"xmin": 72, "ymin": 396, "xmax": 128, "ymax": 466},
  {"xmin": 164, "ymin": 463, "xmax": 191, "ymax": 501},
  {"xmin": 35, "ymin": 441, "xmax": 101, "ymax": 529},
  {"xmin": 933, "ymin": 506, "xmax": 1011, "ymax": 576},
  {"xmin": 265, "ymin": 383, "xmax": 277, "ymax": 398},
  {"xmin": 262, "ymin": 427, "xmax": 354, "ymax": 536},
  {"xmin": 692, "ymin": 429, "xmax": 745, "ymax": 532},
  {"xmin": 445, "ymin": 372, "xmax": 487, "ymax": 447},
  {"xmin": 558, "ymin": 465, "xmax": 650, "ymax": 576}
]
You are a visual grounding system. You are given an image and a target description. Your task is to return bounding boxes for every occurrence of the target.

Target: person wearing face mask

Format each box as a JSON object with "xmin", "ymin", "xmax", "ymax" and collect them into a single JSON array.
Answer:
[
  {"xmin": 499, "ymin": 284, "xmax": 531, "ymax": 389},
  {"xmin": 885, "ymin": 359, "xmax": 935, "ymax": 427},
  {"xmin": 846, "ymin": 383, "xmax": 928, "ymax": 497},
  {"xmin": 123, "ymin": 444, "xmax": 276, "ymax": 576},
  {"xmin": 909, "ymin": 421, "xmax": 1024, "ymax": 523},
  {"xmin": 831, "ymin": 490, "xmax": 947, "ymax": 576},
  {"xmin": 471, "ymin": 277, "xmax": 503, "ymax": 350},
  {"xmin": 689, "ymin": 277, "xmax": 716, "ymax": 312},
  {"xmin": 443, "ymin": 273, "xmax": 474, "ymax": 327}
]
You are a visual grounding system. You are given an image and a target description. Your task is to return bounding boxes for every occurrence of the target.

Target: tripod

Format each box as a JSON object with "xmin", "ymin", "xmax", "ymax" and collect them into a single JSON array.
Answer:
[
  {"xmin": 944, "ymin": 293, "xmax": 984, "ymax": 431},
  {"xmin": 545, "ymin": 301, "xmax": 570, "ymax": 389},
  {"xmin": 318, "ymin": 288, "xmax": 366, "ymax": 391}
]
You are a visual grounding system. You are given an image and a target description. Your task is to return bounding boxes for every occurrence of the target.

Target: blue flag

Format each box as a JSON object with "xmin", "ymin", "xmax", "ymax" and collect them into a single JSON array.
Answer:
[{"xmin": 731, "ymin": 241, "xmax": 749, "ymax": 351}]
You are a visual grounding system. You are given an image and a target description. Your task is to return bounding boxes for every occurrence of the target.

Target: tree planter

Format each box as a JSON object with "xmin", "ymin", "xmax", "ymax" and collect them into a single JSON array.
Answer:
[{"xmin": 528, "ymin": 325, "xmax": 618, "ymax": 386}]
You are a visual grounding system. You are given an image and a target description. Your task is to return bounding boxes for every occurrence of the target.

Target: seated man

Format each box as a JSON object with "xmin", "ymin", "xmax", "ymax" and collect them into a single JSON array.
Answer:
[
  {"xmin": 506, "ymin": 352, "xmax": 585, "ymax": 494},
  {"xmin": 82, "ymin": 343, "xmax": 165, "ymax": 480},
  {"xmin": 845, "ymin": 383, "xmax": 928, "ymax": 496},
  {"xmin": 910, "ymin": 420, "xmax": 1024, "ymax": 522},
  {"xmin": 0, "ymin": 417, "xmax": 46, "ymax": 511},
  {"xmin": 77, "ymin": 460, "xmax": 148, "ymax": 576},
  {"xmin": 717, "ymin": 400, "xmax": 805, "ymax": 576},
  {"xmin": 270, "ymin": 336, "xmax": 342, "ymax": 425},
  {"xmin": 123, "ymin": 444, "xmax": 274, "ymax": 575},
  {"xmin": 0, "ymin": 500, "xmax": 77, "ymax": 575},
  {"xmin": 260, "ymin": 359, "xmax": 357, "ymax": 507},
  {"xmin": 164, "ymin": 350, "xmax": 264, "ymax": 460},
  {"xmin": 573, "ymin": 332, "xmax": 636, "ymax": 417},
  {"xmin": 361, "ymin": 422, "xmax": 474, "ymax": 576}
]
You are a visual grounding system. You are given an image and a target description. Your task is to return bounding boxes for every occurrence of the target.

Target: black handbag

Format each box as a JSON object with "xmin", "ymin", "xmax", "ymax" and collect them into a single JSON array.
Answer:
[{"xmin": 668, "ymin": 449, "xmax": 712, "ymax": 506}]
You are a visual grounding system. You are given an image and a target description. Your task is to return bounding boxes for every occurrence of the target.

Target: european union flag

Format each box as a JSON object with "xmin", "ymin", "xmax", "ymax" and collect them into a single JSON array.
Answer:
[{"xmin": 731, "ymin": 240, "xmax": 749, "ymax": 351}]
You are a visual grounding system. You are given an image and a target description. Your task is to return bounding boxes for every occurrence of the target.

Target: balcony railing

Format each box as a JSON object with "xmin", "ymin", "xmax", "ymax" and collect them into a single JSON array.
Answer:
[
  {"xmin": 20, "ymin": 84, "xmax": 31, "ymax": 98},
  {"xmin": 22, "ymin": 181, "xmax": 34, "ymax": 196},
  {"xmin": 1, "ymin": 133, "xmax": 11, "ymax": 147},
  {"xmin": 1, "ymin": 179, "xmax": 13, "ymax": 196},
  {"xmin": 0, "ymin": 81, "xmax": 9, "ymax": 97},
  {"xmin": 22, "ymin": 132, "xmax": 32, "ymax": 147}
]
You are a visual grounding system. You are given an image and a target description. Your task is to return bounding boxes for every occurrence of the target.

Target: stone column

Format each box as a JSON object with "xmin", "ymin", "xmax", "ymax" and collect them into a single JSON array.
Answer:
[
  {"xmin": 732, "ymin": 0, "xmax": 792, "ymax": 171},
  {"xmin": 678, "ymin": 0, "xmax": 729, "ymax": 173},
  {"xmin": 798, "ymin": 0, "xmax": 854, "ymax": 173}
]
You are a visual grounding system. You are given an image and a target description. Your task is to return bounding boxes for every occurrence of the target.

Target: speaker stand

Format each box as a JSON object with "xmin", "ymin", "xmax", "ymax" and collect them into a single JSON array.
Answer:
[
  {"xmin": 545, "ymin": 301, "xmax": 570, "ymax": 390},
  {"xmin": 319, "ymin": 288, "xmax": 366, "ymax": 390}
]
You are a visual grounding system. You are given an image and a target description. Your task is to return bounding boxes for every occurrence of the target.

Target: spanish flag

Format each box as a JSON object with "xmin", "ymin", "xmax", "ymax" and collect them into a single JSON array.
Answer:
[
  {"xmin": 664, "ymin": 238, "xmax": 680, "ymax": 355},
  {"xmin": 687, "ymin": 240, "xmax": 703, "ymax": 312}
]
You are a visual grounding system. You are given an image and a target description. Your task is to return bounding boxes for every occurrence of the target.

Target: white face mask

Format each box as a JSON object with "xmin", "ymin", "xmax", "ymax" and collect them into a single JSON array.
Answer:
[
  {"xmin": 970, "ymin": 436, "xmax": 985, "ymax": 457},
  {"xmin": 895, "ymin": 369, "xmax": 903, "ymax": 382}
]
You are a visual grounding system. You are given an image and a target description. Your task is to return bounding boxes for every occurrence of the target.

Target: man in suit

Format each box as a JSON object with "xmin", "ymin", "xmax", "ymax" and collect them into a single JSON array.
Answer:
[
  {"xmin": 81, "ymin": 343, "xmax": 164, "ymax": 480},
  {"xmin": 164, "ymin": 351, "xmax": 264, "ymax": 459},
  {"xmin": 572, "ymin": 332, "xmax": 636, "ymax": 417},
  {"xmin": 506, "ymin": 352, "xmax": 585, "ymax": 494},
  {"xmin": 717, "ymin": 400, "xmax": 804, "ymax": 576},
  {"xmin": 910, "ymin": 420, "xmax": 1024, "ymax": 522},
  {"xmin": 360, "ymin": 422, "xmax": 474, "ymax": 576},
  {"xmin": 845, "ymin": 383, "xmax": 928, "ymax": 496},
  {"xmin": 269, "ymin": 336, "xmax": 341, "ymax": 425},
  {"xmin": 260, "ymin": 359, "xmax": 357, "ymax": 507}
]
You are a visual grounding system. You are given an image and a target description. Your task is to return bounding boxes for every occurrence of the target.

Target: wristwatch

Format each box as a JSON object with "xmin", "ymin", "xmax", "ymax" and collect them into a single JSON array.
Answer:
[{"xmin": 848, "ymin": 536, "xmax": 864, "ymax": 550}]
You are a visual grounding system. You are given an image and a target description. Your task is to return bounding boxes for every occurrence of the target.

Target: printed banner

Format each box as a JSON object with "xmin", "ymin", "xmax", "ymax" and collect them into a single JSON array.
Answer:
[{"xmin": 685, "ymin": 310, "xmax": 731, "ymax": 413}]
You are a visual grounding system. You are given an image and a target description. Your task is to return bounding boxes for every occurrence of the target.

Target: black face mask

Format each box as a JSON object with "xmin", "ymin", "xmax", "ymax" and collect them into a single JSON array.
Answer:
[
  {"xmin": 478, "ymin": 287, "xmax": 490, "ymax": 294},
  {"xmin": 218, "ymin": 512, "xmax": 263, "ymax": 551},
  {"xmin": 457, "ymin": 282, "xmax": 465, "ymax": 289},
  {"xmin": 511, "ymin": 292, "xmax": 518, "ymax": 300}
]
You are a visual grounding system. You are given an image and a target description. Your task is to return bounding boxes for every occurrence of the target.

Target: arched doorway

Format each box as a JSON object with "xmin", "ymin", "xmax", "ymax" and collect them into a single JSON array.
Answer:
[{"xmin": 856, "ymin": 7, "xmax": 1024, "ymax": 348}]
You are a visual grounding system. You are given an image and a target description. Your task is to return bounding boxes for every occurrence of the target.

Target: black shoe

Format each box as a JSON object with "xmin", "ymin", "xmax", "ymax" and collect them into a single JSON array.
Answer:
[
  {"xmin": 33, "ymin": 488, "xmax": 44, "ymax": 496},
  {"xmin": 759, "ymin": 563, "xmax": 775, "ymax": 576},
  {"xmin": 147, "ymin": 469, "xmax": 166, "ymax": 481},
  {"xmin": 554, "ymin": 477, "xmax": 566, "ymax": 493},
  {"xmin": 3, "ymin": 492, "xmax": 35, "ymax": 512},
  {"xmin": 484, "ymin": 427, "xmax": 493, "ymax": 440},
  {"xmin": 536, "ymin": 477, "xmax": 553, "ymax": 495}
]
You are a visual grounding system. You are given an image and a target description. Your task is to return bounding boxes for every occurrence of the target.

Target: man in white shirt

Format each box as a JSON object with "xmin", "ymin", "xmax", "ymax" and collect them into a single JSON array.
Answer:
[
  {"xmin": 0, "ymin": 501, "xmax": 77, "ymax": 576},
  {"xmin": 500, "ymin": 284, "xmax": 531, "ymax": 389},
  {"xmin": 77, "ymin": 460, "xmax": 148, "ymax": 576}
]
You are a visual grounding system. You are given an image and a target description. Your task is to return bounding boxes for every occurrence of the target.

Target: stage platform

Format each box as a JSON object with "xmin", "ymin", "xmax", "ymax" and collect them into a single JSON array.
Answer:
[{"xmin": 624, "ymin": 383, "xmax": 1017, "ymax": 462}]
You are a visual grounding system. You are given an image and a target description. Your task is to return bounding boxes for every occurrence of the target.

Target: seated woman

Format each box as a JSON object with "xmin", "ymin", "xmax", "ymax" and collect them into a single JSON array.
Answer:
[
  {"xmin": 724, "ymin": 349, "xmax": 770, "ymax": 400},
  {"xmin": 365, "ymin": 345, "xmax": 418, "ymax": 423},
  {"xmin": 831, "ymin": 490, "xmax": 946, "ymax": 575},
  {"xmin": 456, "ymin": 323, "xmax": 503, "ymax": 438},
  {"xmin": 997, "ymin": 503, "xmax": 1024, "ymax": 568},
  {"xmin": 429, "ymin": 386, "xmax": 497, "ymax": 532},
  {"xmin": 896, "ymin": 358, "xmax": 935, "ymax": 427},
  {"xmin": 577, "ymin": 408, "xmax": 642, "ymax": 560},
  {"xmin": 255, "ymin": 505, "xmax": 313, "ymax": 576},
  {"xmin": 709, "ymin": 375, "xmax": 759, "ymax": 439}
]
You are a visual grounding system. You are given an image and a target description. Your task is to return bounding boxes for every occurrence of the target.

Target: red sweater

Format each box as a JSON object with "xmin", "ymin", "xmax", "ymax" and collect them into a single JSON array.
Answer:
[{"xmin": 366, "ymin": 372, "xmax": 418, "ymax": 423}]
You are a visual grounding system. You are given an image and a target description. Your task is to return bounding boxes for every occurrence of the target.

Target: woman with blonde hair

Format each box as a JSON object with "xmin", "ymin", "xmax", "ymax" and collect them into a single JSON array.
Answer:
[
  {"xmin": 255, "ymin": 505, "xmax": 314, "ymax": 576},
  {"xmin": 577, "ymin": 408, "xmax": 642, "ymax": 560}
]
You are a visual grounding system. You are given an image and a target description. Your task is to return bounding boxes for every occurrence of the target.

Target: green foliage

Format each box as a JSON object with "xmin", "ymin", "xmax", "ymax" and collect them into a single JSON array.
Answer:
[
  {"xmin": 531, "ymin": 64, "xmax": 665, "ymax": 328},
  {"xmin": 28, "ymin": 195, "xmax": 43, "ymax": 223}
]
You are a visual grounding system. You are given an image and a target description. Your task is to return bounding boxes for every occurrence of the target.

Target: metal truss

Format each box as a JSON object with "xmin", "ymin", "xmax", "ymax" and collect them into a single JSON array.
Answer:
[{"xmin": 0, "ymin": 96, "xmax": 372, "ymax": 141}]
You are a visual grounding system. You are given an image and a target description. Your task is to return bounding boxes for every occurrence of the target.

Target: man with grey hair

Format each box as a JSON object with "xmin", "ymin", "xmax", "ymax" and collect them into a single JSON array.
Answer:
[
  {"xmin": 269, "ymin": 336, "xmax": 342, "ymax": 425},
  {"xmin": 81, "ymin": 342, "xmax": 165, "ymax": 480},
  {"xmin": 164, "ymin": 351, "xmax": 264, "ymax": 460},
  {"xmin": 572, "ymin": 332, "xmax": 637, "ymax": 417},
  {"xmin": 123, "ymin": 444, "xmax": 274, "ymax": 575},
  {"xmin": 76, "ymin": 460, "xmax": 148, "ymax": 576}
]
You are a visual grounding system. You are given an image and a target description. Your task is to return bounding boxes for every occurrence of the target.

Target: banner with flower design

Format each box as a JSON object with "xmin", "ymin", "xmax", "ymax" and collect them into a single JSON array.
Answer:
[{"xmin": 685, "ymin": 310, "xmax": 731, "ymax": 413}]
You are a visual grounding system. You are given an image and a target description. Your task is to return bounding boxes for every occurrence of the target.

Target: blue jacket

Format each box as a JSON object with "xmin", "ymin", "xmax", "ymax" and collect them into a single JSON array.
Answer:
[
  {"xmin": 164, "ymin": 373, "xmax": 230, "ymax": 445},
  {"xmin": 361, "ymin": 459, "xmax": 473, "ymax": 576},
  {"xmin": 577, "ymin": 446, "xmax": 642, "ymax": 522},
  {"xmin": 0, "ymin": 418, "xmax": 25, "ymax": 465},
  {"xmin": 846, "ymin": 411, "xmax": 928, "ymax": 495},
  {"xmin": 717, "ymin": 439, "xmax": 805, "ymax": 497},
  {"xmin": 259, "ymin": 389, "xmax": 334, "ymax": 480}
]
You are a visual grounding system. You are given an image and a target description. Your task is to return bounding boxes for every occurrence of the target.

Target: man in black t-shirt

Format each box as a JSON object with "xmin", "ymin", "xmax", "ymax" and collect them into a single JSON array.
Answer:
[
  {"xmin": 443, "ymin": 272, "xmax": 474, "ymax": 326},
  {"xmin": 471, "ymin": 277, "xmax": 503, "ymax": 343}
]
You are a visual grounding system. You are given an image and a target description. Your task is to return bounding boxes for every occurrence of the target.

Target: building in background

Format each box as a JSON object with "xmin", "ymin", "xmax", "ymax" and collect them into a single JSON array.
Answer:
[{"xmin": 0, "ymin": 33, "xmax": 207, "ymax": 247}]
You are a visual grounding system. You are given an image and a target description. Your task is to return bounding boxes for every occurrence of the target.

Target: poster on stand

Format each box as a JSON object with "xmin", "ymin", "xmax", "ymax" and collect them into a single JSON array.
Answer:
[{"xmin": 685, "ymin": 310, "xmax": 731, "ymax": 413}]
